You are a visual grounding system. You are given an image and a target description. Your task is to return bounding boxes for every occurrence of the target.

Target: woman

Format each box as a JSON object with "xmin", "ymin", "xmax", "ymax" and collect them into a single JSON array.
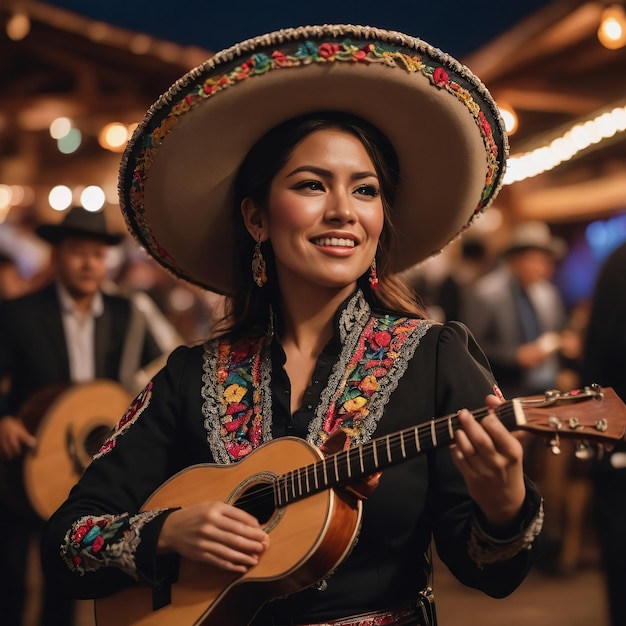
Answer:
[{"xmin": 42, "ymin": 25, "xmax": 542, "ymax": 626}]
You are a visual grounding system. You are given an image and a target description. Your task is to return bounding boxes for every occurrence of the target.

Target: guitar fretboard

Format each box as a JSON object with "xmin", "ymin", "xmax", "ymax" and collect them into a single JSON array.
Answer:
[{"xmin": 273, "ymin": 402, "xmax": 517, "ymax": 506}]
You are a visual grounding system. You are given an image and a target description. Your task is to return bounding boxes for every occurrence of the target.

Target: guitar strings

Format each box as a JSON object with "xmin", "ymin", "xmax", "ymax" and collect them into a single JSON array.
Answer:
[{"xmin": 232, "ymin": 403, "xmax": 518, "ymax": 513}]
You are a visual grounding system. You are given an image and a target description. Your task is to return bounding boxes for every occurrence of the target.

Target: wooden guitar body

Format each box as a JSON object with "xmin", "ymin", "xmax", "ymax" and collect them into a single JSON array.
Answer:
[
  {"xmin": 95, "ymin": 437, "xmax": 362, "ymax": 626},
  {"xmin": 3, "ymin": 380, "xmax": 132, "ymax": 520}
]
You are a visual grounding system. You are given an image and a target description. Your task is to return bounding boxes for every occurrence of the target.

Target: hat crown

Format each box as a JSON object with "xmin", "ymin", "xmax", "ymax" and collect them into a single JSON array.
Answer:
[
  {"xmin": 60, "ymin": 206, "xmax": 108, "ymax": 232},
  {"xmin": 507, "ymin": 221, "xmax": 566, "ymax": 258},
  {"xmin": 36, "ymin": 206, "xmax": 123, "ymax": 245}
]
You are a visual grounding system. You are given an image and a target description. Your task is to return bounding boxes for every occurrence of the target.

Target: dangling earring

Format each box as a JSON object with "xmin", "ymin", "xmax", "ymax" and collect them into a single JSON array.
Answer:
[
  {"xmin": 369, "ymin": 258, "xmax": 379, "ymax": 291},
  {"xmin": 252, "ymin": 238, "xmax": 267, "ymax": 287}
]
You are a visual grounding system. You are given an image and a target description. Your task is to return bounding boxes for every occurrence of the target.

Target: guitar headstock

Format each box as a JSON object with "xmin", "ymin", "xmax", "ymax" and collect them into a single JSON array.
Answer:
[{"xmin": 508, "ymin": 385, "xmax": 626, "ymax": 445}]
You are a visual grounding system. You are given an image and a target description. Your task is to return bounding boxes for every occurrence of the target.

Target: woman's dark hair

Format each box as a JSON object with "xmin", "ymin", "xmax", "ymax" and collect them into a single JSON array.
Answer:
[{"xmin": 210, "ymin": 111, "xmax": 425, "ymax": 337}]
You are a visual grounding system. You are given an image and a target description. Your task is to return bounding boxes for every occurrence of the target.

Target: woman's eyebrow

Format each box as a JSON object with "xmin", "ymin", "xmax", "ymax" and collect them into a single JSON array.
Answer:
[{"xmin": 285, "ymin": 165, "xmax": 378, "ymax": 180}]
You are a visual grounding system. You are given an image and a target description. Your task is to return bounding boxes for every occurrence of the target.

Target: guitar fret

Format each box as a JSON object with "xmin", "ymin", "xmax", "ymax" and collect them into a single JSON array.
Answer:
[
  {"xmin": 359, "ymin": 447, "xmax": 365, "ymax": 474},
  {"xmin": 448, "ymin": 415, "xmax": 454, "ymax": 440},
  {"xmin": 400, "ymin": 431, "xmax": 407, "ymax": 458},
  {"xmin": 386, "ymin": 436, "xmax": 392, "ymax": 463},
  {"xmin": 372, "ymin": 440, "xmax": 379, "ymax": 468},
  {"xmin": 430, "ymin": 420, "xmax": 437, "ymax": 447},
  {"xmin": 283, "ymin": 476, "xmax": 289, "ymax": 503},
  {"xmin": 415, "ymin": 426, "xmax": 421, "ymax": 452},
  {"xmin": 305, "ymin": 466, "xmax": 311, "ymax": 493},
  {"xmin": 333, "ymin": 455, "xmax": 340, "ymax": 482},
  {"xmin": 274, "ymin": 478, "xmax": 282, "ymax": 507},
  {"xmin": 322, "ymin": 458, "xmax": 329, "ymax": 487},
  {"xmin": 297, "ymin": 469, "xmax": 302, "ymax": 496},
  {"xmin": 346, "ymin": 449, "xmax": 352, "ymax": 479},
  {"xmin": 314, "ymin": 464, "xmax": 320, "ymax": 490}
]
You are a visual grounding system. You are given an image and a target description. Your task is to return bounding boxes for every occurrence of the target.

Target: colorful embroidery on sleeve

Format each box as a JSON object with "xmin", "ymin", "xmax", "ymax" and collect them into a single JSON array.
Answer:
[
  {"xmin": 61, "ymin": 509, "xmax": 164, "ymax": 579},
  {"xmin": 94, "ymin": 381, "xmax": 153, "ymax": 459}
]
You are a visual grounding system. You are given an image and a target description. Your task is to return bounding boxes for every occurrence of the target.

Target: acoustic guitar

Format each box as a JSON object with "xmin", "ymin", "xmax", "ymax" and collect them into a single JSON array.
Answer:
[
  {"xmin": 94, "ymin": 385, "xmax": 626, "ymax": 626},
  {"xmin": 3, "ymin": 380, "xmax": 132, "ymax": 520}
]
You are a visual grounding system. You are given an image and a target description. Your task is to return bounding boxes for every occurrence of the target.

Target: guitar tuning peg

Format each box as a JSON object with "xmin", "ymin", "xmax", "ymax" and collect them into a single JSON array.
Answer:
[
  {"xmin": 574, "ymin": 442, "xmax": 595, "ymax": 460},
  {"xmin": 594, "ymin": 418, "xmax": 608, "ymax": 432},
  {"xmin": 548, "ymin": 434, "xmax": 561, "ymax": 455}
]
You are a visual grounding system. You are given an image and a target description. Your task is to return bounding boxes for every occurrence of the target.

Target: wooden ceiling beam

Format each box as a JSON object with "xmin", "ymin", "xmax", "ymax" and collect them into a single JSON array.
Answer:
[
  {"xmin": 496, "ymin": 87, "xmax": 605, "ymax": 113},
  {"xmin": 512, "ymin": 165, "xmax": 626, "ymax": 221},
  {"xmin": 464, "ymin": 1, "xmax": 600, "ymax": 80}
]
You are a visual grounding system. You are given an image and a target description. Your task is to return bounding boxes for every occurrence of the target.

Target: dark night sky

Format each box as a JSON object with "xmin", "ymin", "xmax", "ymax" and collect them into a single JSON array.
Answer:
[{"xmin": 41, "ymin": 0, "xmax": 553, "ymax": 58}]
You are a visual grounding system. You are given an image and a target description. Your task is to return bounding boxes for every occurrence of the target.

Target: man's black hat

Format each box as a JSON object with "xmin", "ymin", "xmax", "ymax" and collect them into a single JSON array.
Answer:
[{"xmin": 35, "ymin": 206, "xmax": 124, "ymax": 246}]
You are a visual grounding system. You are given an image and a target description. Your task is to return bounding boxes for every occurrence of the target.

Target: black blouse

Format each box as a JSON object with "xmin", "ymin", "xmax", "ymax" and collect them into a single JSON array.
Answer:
[{"xmin": 41, "ymin": 291, "xmax": 542, "ymax": 624}]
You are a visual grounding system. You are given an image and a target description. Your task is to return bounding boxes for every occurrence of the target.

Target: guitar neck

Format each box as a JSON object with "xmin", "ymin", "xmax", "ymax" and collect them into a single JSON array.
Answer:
[{"xmin": 275, "ymin": 401, "xmax": 517, "ymax": 506}]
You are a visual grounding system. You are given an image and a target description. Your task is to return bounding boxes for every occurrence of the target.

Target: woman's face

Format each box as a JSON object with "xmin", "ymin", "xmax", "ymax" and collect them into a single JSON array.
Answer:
[{"xmin": 253, "ymin": 128, "xmax": 384, "ymax": 295}]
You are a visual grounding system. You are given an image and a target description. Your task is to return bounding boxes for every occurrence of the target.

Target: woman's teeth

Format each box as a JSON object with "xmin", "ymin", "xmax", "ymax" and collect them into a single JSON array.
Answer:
[{"xmin": 313, "ymin": 237, "xmax": 355, "ymax": 248}]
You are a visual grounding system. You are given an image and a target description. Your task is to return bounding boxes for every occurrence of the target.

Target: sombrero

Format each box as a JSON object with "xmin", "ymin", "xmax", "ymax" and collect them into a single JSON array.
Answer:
[{"xmin": 119, "ymin": 24, "xmax": 508, "ymax": 295}]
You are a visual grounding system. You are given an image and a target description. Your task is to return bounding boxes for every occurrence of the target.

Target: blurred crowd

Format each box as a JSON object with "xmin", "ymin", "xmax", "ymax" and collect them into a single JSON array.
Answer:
[{"xmin": 0, "ymin": 210, "xmax": 225, "ymax": 347}]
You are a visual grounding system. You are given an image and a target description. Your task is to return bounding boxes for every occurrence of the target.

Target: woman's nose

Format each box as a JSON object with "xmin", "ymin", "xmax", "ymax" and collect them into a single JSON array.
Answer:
[{"xmin": 324, "ymin": 191, "xmax": 355, "ymax": 223}]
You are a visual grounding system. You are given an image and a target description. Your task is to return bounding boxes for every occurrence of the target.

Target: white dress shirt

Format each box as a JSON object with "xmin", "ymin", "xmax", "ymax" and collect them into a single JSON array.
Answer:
[{"xmin": 56, "ymin": 282, "xmax": 104, "ymax": 382}]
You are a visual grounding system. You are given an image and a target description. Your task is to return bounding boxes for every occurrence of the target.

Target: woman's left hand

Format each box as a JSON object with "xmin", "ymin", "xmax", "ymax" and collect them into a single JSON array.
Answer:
[{"xmin": 450, "ymin": 394, "xmax": 526, "ymax": 527}]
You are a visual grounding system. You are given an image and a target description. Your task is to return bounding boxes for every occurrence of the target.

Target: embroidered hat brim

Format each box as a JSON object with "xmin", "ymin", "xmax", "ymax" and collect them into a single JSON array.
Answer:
[{"xmin": 119, "ymin": 24, "xmax": 508, "ymax": 295}]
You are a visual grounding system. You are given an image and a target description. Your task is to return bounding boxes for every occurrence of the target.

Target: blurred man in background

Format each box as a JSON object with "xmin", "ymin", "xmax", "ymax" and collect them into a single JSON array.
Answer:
[
  {"xmin": 0, "ymin": 206, "xmax": 179, "ymax": 626},
  {"xmin": 463, "ymin": 220, "xmax": 567, "ymax": 399}
]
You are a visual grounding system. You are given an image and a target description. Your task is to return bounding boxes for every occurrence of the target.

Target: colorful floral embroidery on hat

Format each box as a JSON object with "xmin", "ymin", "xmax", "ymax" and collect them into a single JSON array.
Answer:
[
  {"xmin": 126, "ymin": 35, "xmax": 500, "ymax": 282},
  {"xmin": 94, "ymin": 381, "xmax": 153, "ymax": 459}
]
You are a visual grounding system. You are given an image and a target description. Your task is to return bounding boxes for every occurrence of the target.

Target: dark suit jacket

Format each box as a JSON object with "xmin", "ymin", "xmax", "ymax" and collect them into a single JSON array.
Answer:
[{"xmin": 0, "ymin": 283, "xmax": 163, "ymax": 417}]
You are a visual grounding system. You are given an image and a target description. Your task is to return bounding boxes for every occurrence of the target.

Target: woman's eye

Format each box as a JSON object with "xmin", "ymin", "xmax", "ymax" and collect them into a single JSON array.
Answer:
[
  {"xmin": 354, "ymin": 184, "xmax": 380, "ymax": 197},
  {"xmin": 294, "ymin": 180, "xmax": 324, "ymax": 191}
]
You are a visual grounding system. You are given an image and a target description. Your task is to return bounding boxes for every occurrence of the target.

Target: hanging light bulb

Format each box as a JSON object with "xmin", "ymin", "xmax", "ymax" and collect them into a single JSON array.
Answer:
[
  {"xmin": 598, "ymin": 4, "xmax": 626, "ymax": 50},
  {"xmin": 498, "ymin": 102, "xmax": 519, "ymax": 135},
  {"xmin": 6, "ymin": 11, "xmax": 30, "ymax": 41}
]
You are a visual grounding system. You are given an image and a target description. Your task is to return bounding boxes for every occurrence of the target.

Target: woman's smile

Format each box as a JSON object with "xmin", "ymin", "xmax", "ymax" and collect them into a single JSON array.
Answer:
[{"xmin": 311, "ymin": 236, "xmax": 357, "ymax": 249}]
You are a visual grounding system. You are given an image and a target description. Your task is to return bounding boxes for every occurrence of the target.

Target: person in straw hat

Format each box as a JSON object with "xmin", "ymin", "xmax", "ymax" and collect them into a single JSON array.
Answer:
[
  {"xmin": 463, "ymin": 220, "xmax": 568, "ymax": 400},
  {"xmin": 42, "ymin": 25, "xmax": 543, "ymax": 625}
]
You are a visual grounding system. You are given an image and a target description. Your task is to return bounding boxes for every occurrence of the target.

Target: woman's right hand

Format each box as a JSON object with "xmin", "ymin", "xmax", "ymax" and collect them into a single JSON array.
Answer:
[{"xmin": 157, "ymin": 502, "xmax": 270, "ymax": 573}]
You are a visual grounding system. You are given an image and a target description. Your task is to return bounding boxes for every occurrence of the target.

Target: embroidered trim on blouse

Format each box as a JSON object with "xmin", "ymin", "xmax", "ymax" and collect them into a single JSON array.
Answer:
[
  {"xmin": 467, "ymin": 499, "xmax": 545, "ymax": 569},
  {"xmin": 201, "ymin": 290, "xmax": 434, "ymax": 462},
  {"xmin": 202, "ymin": 334, "xmax": 274, "ymax": 464},
  {"xmin": 94, "ymin": 381, "xmax": 153, "ymax": 459},
  {"xmin": 308, "ymin": 296, "xmax": 434, "ymax": 448},
  {"xmin": 61, "ymin": 509, "xmax": 164, "ymax": 579}
]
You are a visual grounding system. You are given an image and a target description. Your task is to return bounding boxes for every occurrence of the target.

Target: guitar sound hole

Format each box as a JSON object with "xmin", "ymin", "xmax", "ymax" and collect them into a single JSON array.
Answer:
[
  {"xmin": 234, "ymin": 481, "xmax": 276, "ymax": 525},
  {"xmin": 84, "ymin": 425, "xmax": 115, "ymax": 457}
]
